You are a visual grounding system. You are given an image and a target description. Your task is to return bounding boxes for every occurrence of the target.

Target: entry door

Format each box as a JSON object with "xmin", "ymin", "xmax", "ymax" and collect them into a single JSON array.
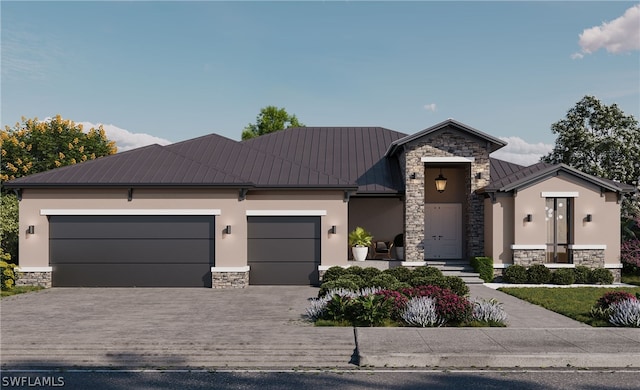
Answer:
[{"xmin": 424, "ymin": 203, "xmax": 462, "ymax": 259}]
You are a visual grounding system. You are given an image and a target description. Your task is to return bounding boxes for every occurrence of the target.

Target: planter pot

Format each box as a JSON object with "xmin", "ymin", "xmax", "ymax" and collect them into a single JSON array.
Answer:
[
  {"xmin": 395, "ymin": 247, "xmax": 404, "ymax": 261},
  {"xmin": 352, "ymin": 246, "xmax": 369, "ymax": 262}
]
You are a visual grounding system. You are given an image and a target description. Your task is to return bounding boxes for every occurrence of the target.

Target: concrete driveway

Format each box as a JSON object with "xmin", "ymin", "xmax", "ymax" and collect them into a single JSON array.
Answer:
[{"xmin": 0, "ymin": 287, "xmax": 356, "ymax": 369}]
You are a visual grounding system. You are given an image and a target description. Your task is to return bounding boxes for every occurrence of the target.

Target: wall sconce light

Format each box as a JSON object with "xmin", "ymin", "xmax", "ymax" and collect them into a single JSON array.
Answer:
[
  {"xmin": 330, "ymin": 225, "xmax": 337, "ymax": 234},
  {"xmin": 435, "ymin": 168, "xmax": 447, "ymax": 193},
  {"xmin": 586, "ymin": 214, "xmax": 592, "ymax": 222},
  {"xmin": 410, "ymin": 172, "xmax": 417, "ymax": 180},
  {"xmin": 526, "ymin": 214, "xmax": 533, "ymax": 222},
  {"xmin": 27, "ymin": 225, "xmax": 35, "ymax": 234},
  {"xmin": 224, "ymin": 225, "xmax": 231, "ymax": 234}
]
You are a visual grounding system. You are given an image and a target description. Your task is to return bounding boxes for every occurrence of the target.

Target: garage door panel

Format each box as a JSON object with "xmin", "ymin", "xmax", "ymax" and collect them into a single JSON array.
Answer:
[
  {"xmin": 247, "ymin": 239, "xmax": 319, "ymax": 262},
  {"xmin": 248, "ymin": 262, "xmax": 319, "ymax": 285},
  {"xmin": 247, "ymin": 216, "xmax": 320, "ymax": 239},
  {"xmin": 52, "ymin": 264, "xmax": 212, "ymax": 287},
  {"xmin": 49, "ymin": 216, "xmax": 214, "ymax": 239},
  {"xmin": 50, "ymin": 239, "xmax": 213, "ymax": 264}
]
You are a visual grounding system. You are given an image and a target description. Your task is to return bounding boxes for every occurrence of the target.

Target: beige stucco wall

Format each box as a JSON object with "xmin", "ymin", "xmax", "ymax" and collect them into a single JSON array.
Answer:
[
  {"xmin": 484, "ymin": 194, "xmax": 514, "ymax": 265},
  {"xmin": 18, "ymin": 188, "xmax": 349, "ymax": 269},
  {"xmin": 510, "ymin": 175, "xmax": 621, "ymax": 264}
]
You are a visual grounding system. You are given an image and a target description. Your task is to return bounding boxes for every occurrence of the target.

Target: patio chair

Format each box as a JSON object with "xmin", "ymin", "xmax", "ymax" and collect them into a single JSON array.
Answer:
[{"xmin": 371, "ymin": 240, "xmax": 394, "ymax": 259}]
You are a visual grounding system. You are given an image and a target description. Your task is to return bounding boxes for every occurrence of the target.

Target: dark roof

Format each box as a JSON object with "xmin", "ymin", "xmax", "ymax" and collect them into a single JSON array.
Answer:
[
  {"xmin": 483, "ymin": 162, "xmax": 635, "ymax": 193},
  {"xmin": 489, "ymin": 158, "xmax": 525, "ymax": 181},
  {"xmin": 242, "ymin": 127, "xmax": 407, "ymax": 193},
  {"xmin": 386, "ymin": 119, "xmax": 507, "ymax": 157}
]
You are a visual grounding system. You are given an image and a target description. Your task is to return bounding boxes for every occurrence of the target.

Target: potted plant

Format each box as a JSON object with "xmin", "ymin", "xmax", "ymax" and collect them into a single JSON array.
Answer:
[
  {"xmin": 393, "ymin": 233, "xmax": 404, "ymax": 260},
  {"xmin": 349, "ymin": 226, "xmax": 373, "ymax": 261}
]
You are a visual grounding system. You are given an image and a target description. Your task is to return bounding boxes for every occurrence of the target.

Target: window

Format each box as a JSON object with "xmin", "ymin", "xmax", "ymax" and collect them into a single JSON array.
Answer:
[{"xmin": 545, "ymin": 198, "xmax": 572, "ymax": 263}]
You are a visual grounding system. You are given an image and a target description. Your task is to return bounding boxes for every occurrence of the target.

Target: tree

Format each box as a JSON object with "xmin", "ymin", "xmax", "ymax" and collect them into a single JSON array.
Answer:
[
  {"xmin": 1, "ymin": 115, "xmax": 117, "ymax": 263},
  {"xmin": 241, "ymin": 106, "xmax": 304, "ymax": 140},
  {"xmin": 542, "ymin": 96, "xmax": 640, "ymax": 219}
]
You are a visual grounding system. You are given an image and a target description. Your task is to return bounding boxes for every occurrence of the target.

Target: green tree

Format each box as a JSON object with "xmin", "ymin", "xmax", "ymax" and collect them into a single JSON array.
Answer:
[
  {"xmin": 542, "ymin": 96, "xmax": 640, "ymax": 218},
  {"xmin": 241, "ymin": 106, "xmax": 304, "ymax": 140},
  {"xmin": 1, "ymin": 115, "xmax": 117, "ymax": 263},
  {"xmin": 1, "ymin": 115, "xmax": 117, "ymax": 183}
]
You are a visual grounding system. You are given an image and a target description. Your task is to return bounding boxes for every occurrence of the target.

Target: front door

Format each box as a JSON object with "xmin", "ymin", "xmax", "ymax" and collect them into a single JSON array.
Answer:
[{"xmin": 424, "ymin": 203, "xmax": 462, "ymax": 259}]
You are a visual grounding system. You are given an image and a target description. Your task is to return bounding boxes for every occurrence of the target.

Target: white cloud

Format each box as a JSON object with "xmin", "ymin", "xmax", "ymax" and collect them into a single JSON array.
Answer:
[
  {"xmin": 490, "ymin": 136, "xmax": 554, "ymax": 166},
  {"xmin": 573, "ymin": 4, "xmax": 640, "ymax": 58},
  {"xmin": 78, "ymin": 122, "xmax": 172, "ymax": 152},
  {"xmin": 423, "ymin": 103, "xmax": 437, "ymax": 112}
]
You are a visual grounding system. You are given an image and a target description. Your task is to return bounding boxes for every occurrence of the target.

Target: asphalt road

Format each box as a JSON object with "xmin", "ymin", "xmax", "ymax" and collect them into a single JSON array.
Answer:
[{"xmin": 2, "ymin": 369, "xmax": 639, "ymax": 390}]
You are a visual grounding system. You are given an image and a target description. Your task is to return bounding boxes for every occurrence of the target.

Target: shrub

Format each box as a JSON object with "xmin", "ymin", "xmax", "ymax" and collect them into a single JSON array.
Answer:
[
  {"xmin": 322, "ymin": 266, "xmax": 347, "ymax": 283},
  {"xmin": 360, "ymin": 267, "xmax": 382, "ymax": 284},
  {"xmin": 503, "ymin": 265, "xmax": 527, "ymax": 284},
  {"xmin": 324, "ymin": 293, "xmax": 353, "ymax": 322},
  {"xmin": 367, "ymin": 273, "xmax": 399, "ymax": 290},
  {"xmin": 0, "ymin": 259, "xmax": 16, "ymax": 290},
  {"xmin": 383, "ymin": 267, "xmax": 412, "ymax": 283},
  {"xmin": 608, "ymin": 299, "xmax": 640, "ymax": 327},
  {"xmin": 471, "ymin": 257, "xmax": 494, "ymax": 283},
  {"xmin": 472, "ymin": 298, "xmax": 508, "ymax": 325},
  {"xmin": 347, "ymin": 294, "xmax": 393, "ymax": 326},
  {"xmin": 574, "ymin": 266, "xmax": 591, "ymax": 284},
  {"xmin": 526, "ymin": 264, "xmax": 552, "ymax": 284},
  {"xmin": 344, "ymin": 265, "xmax": 365, "ymax": 278},
  {"xmin": 621, "ymin": 239, "xmax": 640, "ymax": 274},
  {"xmin": 412, "ymin": 266, "xmax": 443, "ymax": 278},
  {"xmin": 401, "ymin": 285, "xmax": 472, "ymax": 324},
  {"xmin": 551, "ymin": 268, "xmax": 575, "ymax": 285},
  {"xmin": 443, "ymin": 275, "xmax": 470, "ymax": 297},
  {"xmin": 589, "ymin": 268, "xmax": 614, "ymax": 285},
  {"xmin": 376, "ymin": 290, "xmax": 408, "ymax": 320},
  {"xmin": 595, "ymin": 291, "xmax": 637, "ymax": 310},
  {"xmin": 401, "ymin": 296, "xmax": 444, "ymax": 327},
  {"xmin": 318, "ymin": 278, "xmax": 359, "ymax": 297}
]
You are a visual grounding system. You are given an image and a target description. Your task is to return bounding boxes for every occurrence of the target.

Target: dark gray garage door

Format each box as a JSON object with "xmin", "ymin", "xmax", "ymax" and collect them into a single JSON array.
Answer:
[
  {"xmin": 49, "ymin": 215, "xmax": 214, "ymax": 287},
  {"xmin": 247, "ymin": 216, "xmax": 320, "ymax": 285}
]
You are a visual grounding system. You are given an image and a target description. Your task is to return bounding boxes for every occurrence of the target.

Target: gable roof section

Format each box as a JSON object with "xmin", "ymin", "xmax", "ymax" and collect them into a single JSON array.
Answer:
[
  {"xmin": 385, "ymin": 119, "xmax": 507, "ymax": 157},
  {"xmin": 482, "ymin": 162, "xmax": 635, "ymax": 194},
  {"xmin": 4, "ymin": 144, "xmax": 250, "ymax": 188},
  {"xmin": 242, "ymin": 127, "xmax": 408, "ymax": 193}
]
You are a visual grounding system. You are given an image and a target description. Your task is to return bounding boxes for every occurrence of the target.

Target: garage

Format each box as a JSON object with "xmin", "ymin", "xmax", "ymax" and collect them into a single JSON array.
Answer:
[
  {"xmin": 247, "ymin": 216, "xmax": 320, "ymax": 285},
  {"xmin": 49, "ymin": 215, "xmax": 215, "ymax": 287}
]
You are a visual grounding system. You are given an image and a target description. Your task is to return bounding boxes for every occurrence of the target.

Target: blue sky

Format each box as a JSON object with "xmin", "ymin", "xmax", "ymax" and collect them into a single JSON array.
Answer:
[{"xmin": 2, "ymin": 1, "xmax": 639, "ymax": 165}]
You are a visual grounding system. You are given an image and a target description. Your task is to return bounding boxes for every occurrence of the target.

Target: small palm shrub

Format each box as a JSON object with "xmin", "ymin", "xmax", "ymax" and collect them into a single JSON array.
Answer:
[
  {"xmin": 401, "ymin": 297, "xmax": 444, "ymax": 327},
  {"xmin": 322, "ymin": 266, "xmax": 347, "ymax": 283},
  {"xmin": 383, "ymin": 267, "xmax": 412, "ymax": 283},
  {"xmin": 608, "ymin": 299, "xmax": 640, "ymax": 327},
  {"xmin": 551, "ymin": 268, "xmax": 576, "ymax": 285},
  {"xmin": 526, "ymin": 264, "xmax": 552, "ymax": 284},
  {"xmin": 503, "ymin": 265, "xmax": 527, "ymax": 284},
  {"xmin": 347, "ymin": 294, "xmax": 393, "ymax": 326},
  {"xmin": 574, "ymin": 266, "xmax": 591, "ymax": 284},
  {"xmin": 590, "ymin": 268, "xmax": 614, "ymax": 285},
  {"xmin": 472, "ymin": 298, "xmax": 508, "ymax": 326}
]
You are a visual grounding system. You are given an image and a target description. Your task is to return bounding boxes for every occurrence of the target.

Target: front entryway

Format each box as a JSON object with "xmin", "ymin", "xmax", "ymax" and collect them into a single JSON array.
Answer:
[{"xmin": 424, "ymin": 203, "xmax": 462, "ymax": 259}]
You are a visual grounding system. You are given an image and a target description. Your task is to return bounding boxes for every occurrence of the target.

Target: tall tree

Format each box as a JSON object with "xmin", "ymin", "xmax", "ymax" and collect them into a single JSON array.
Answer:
[
  {"xmin": 1, "ymin": 115, "xmax": 117, "ymax": 263},
  {"xmin": 241, "ymin": 106, "xmax": 304, "ymax": 140},
  {"xmin": 542, "ymin": 95, "xmax": 640, "ymax": 218}
]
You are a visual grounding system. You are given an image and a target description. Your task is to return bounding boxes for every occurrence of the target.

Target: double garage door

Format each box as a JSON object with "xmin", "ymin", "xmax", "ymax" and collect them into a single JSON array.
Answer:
[{"xmin": 50, "ymin": 215, "xmax": 320, "ymax": 287}]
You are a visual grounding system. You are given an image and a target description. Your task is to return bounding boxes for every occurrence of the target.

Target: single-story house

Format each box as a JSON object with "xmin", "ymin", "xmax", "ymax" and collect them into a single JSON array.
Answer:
[{"xmin": 5, "ymin": 119, "xmax": 634, "ymax": 287}]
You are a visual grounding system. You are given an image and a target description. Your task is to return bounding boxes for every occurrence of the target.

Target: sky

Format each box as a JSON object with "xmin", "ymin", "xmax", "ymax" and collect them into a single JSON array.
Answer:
[{"xmin": 2, "ymin": 1, "xmax": 639, "ymax": 166}]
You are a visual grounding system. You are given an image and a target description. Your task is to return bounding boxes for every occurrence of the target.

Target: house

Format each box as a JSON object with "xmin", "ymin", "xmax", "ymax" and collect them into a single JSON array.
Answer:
[{"xmin": 6, "ymin": 119, "xmax": 633, "ymax": 288}]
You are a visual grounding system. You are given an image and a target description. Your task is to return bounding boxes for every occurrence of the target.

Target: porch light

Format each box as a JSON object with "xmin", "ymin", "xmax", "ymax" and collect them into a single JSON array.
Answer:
[{"xmin": 435, "ymin": 169, "xmax": 447, "ymax": 193}]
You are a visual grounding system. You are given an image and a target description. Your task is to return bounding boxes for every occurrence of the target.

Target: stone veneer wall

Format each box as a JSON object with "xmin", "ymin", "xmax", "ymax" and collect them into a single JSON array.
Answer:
[
  {"xmin": 16, "ymin": 271, "xmax": 52, "ymax": 288},
  {"xmin": 512, "ymin": 249, "xmax": 546, "ymax": 266},
  {"xmin": 211, "ymin": 271, "xmax": 249, "ymax": 289},
  {"xmin": 572, "ymin": 249, "xmax": 605, "ymax": 268},
  {"xmin": 402, "ymin": 129, "xmax": 491, "ymax": 262}
]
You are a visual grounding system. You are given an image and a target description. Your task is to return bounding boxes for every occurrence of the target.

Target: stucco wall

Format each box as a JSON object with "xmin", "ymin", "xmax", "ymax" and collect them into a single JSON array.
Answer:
[
  {"xmin": 18, "ymin": 188, "xmax": 349, "ymax": 270},
  {"xmin": 484, "ymin": 194, "xmax": 514, "ymax": 265}
]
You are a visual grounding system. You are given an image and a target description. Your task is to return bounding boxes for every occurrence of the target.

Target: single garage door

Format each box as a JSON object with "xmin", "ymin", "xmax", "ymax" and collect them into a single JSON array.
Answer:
[
  {"xmin": 247, "ymin": 216, "xmax": 320, "ymax": 285},
  {"xmin": 50, "ymin": 215, "xmax": 214, "ymax": 287}
]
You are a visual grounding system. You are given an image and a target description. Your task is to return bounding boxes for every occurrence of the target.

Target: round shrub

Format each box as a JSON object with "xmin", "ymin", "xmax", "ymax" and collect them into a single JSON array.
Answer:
[
  {"xmin": 573, "ymin": 266, "xmax": 591, "ymax": 284},
  {"xmin": 503, "ymin": 264, "xmax": 527, "ymax": 284},
  {"xmin": 443, "ymin": 275, "xmax": 470, "ymax": 297},
  {"xmin": 367, "ymin": 273, "xmax": 399, "ymax": 290},
  {"xmin": 344, "ymin": 265, "xmax": 365, "ymax": 278},
  {"xmin": 589, "ymin": 268, "xmax": 614, "ymax": 285},
  {"xmin": 526, "ymin": 264, "xmax": 552, "ymax": 284},
  {"xmin": 322, "ymin": 266, "xmax": 347, "ymax": 283},
  {"xmin": 551, "ymin": 268, "xmax": 575, "ymax": 285},
  {"xmin": 412, "ymin": 266, "xmax": 443, "ymax": 278},
  {"xmin": 318, "ymin": 279, "xmax": 359, "ymax": 297},
  {"xmin": 383, "ymin": 267, "xmax": 412, "ymax": 283},
  {"xmin": 360, "ymin": 267, "xmax": 382, "ymax": 283},
  {"xmin": 410, "ymin": 275, "xmax": 446, "ymax": 289}
]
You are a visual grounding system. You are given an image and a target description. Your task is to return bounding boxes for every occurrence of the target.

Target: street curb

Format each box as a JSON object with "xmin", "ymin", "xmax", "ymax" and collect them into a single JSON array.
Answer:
[{"xmin": 357, "ymin": 352, "xmax": 640, "ymax": 368}]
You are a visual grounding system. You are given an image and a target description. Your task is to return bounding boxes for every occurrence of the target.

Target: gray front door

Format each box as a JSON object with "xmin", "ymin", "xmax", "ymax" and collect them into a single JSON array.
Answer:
[
  {"xmin": 247, "ymin": 216, "xmax": 320, "ymax": 285},
  {"xmin": 49, "ymin": 215, "xmax": 215, "ymax": 287}
]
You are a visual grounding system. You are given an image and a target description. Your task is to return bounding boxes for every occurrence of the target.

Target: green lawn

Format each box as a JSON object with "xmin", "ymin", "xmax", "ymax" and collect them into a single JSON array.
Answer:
[
  {"xmin": 622, "ymin": 273, "xmax": 640, "ymax": 286},
  {"xmin": 1, "ymin": 286, "xmax": 44, "ymax": 298},
  {"xmin": 498, "ymin": 286, "xmax": 640, "ymax": 327}
]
